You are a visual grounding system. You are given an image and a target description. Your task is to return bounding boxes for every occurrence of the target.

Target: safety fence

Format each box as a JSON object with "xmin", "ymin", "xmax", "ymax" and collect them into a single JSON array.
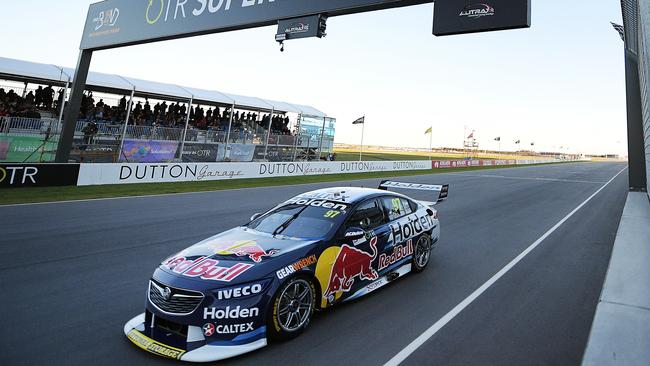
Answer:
[
  {"xmin": 0, "ymin": 159, "xmax": 566, "ymax": 188},
  {"xmin": 0, "ymin": 117, "xmax": 331, "ymax": 164}
]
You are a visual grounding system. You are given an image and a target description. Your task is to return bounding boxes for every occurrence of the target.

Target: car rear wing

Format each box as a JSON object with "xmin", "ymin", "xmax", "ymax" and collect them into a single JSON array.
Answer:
[{"xmin": 378, "ymin": 180, "xmax": 449, "ymax": 205}]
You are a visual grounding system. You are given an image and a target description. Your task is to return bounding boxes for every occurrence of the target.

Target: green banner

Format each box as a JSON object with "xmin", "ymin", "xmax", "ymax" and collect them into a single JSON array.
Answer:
[{"xmin": 0, "ymin": 136, "xmax": 58, "ymax": 163}]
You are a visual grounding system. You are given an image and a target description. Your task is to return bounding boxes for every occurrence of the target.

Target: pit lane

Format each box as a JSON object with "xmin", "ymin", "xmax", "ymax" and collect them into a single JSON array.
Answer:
[{"xmin": 0, "ymin": 162, "xmax": 627, "ymax": 365}]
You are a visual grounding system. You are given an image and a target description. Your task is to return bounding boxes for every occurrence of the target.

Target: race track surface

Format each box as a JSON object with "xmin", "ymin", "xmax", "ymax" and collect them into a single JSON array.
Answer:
[{"xmin": 0, "ymin": 162, "xmax": 628, "ymax": 365}]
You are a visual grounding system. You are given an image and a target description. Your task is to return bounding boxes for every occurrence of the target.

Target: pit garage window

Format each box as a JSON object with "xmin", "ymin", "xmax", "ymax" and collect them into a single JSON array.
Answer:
[{"xmin": 347, "ymin": 199, "xmax": 385, "ymax": 230}]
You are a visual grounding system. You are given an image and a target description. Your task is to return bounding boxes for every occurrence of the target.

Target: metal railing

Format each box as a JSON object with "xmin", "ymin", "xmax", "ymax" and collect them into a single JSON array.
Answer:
[{"xmin": 1, "ymin": 117, "xmax": 333, "ymax": 163}]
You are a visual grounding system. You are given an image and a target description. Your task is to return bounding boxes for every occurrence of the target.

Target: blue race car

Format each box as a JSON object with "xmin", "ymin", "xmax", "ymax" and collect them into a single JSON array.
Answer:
[{"xmin": 124, "ymin": 181, "xmax": 448, "ymax": 362}]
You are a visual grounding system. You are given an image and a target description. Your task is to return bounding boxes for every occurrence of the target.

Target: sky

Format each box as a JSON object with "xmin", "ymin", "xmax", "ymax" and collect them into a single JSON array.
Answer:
[{"xmin": 0, "ymin": 1, "xmax": 627, "ymax": 155}]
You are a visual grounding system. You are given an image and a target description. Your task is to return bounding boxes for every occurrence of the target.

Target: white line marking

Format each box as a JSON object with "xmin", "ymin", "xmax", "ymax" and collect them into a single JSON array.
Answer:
[
  {"xmin": 450, "ymin": 173, "xmax": 606, "ymax": 184},
  {"xmin": 384, "ymin": 166, "xmax": 628, "ymax": 366}
]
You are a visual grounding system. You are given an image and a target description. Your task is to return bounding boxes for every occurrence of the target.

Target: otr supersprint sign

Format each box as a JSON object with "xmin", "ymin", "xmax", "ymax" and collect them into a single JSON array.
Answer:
[{"xmin": 80, "ymin": 0, "xmax": 430, "ymax": 50}]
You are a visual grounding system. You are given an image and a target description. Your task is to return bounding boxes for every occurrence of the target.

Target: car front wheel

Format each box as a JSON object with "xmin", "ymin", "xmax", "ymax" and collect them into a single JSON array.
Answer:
[{"xmin": 267, "ymin": 277, "xmax": 316, "ymax": 341}]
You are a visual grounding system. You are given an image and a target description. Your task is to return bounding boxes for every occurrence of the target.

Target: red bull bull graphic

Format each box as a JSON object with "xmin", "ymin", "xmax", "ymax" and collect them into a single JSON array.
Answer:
[
  {"xmin": 209, "ymin": 240, "xmax": 278, "ymax": 263},
  {"xmin": 163, "ymin": 256, "xmax": 253, "ymax": 282},
  {"xmin": 321, "ymin": 237, "xmax": 379, "ymax": 302}
]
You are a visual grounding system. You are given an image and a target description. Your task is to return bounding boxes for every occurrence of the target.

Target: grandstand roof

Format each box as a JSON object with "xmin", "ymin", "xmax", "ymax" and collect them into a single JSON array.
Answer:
[{"xmin": 0, "ymin": 56, "xmax": 326, "ymax": 117}]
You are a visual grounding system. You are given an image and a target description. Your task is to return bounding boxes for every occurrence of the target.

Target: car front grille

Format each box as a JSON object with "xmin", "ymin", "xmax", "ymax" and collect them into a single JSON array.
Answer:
[{"xmin": 148, "ymin": 279, "xmax": 204, "ymax": 315}]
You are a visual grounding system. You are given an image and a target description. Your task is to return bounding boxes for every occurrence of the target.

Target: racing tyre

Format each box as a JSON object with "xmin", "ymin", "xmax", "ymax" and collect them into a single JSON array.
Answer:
[
  {"xmin": 267, "ymin": 276, "xmax": 317, "ymax": 341},
  {"xmin": 412, "ymin": 234, "xmax": 433, "ymax": 273}
]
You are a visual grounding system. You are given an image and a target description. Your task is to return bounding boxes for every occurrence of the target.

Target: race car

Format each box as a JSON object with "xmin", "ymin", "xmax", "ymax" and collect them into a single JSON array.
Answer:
[{"xmin": 124, "ymin": 180, "xmax": 449, "ymax": 362}]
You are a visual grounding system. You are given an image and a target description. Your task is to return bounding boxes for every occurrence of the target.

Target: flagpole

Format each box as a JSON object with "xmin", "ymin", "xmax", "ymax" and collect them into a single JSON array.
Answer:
[
  {"xmin": 429, "ymin": 125, "xmax": 433, "ymax": 159},
  {"xmin": 359, "ymin": 116, "xmax": 365, "ymax": 162}
]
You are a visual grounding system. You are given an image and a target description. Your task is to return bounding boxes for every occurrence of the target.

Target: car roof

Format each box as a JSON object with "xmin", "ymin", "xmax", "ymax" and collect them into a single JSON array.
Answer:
[{"xmin": 293, "ymin": 187, "xmax": 409, "ymax": 204}]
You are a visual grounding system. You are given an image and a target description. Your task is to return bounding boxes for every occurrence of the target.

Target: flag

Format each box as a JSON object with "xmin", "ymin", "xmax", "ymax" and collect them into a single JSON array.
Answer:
[
  {"xmin": 531, "ymin": 142, "xmax": 535, "ymax": 146},
  {"xmin": 611, "ymin": 22, "xmax": 624, "ymax": 41},
  {"xmin": 467, "ymin": 132, "xmax": 474, "ymax": 139},
  {"xmin": 494, "ymin": 137, "xmax": 501, "ymax": 142},
  {"xmin": 424, "ymin": 127, "xmax": 433, "ymax": 135},
  {"xmin": 352, "ymin": 116, "xmax": 365, "ymax": 125},
  {"xmin": 515, "ymin": 140, "xmax": 521, "ymax": 144}
]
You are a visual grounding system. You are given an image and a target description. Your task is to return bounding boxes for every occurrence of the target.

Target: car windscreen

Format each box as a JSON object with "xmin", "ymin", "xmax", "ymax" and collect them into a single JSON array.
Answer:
[{"xmin": 247, "ymin": 203, "xmax": 347, "ymax": 239}]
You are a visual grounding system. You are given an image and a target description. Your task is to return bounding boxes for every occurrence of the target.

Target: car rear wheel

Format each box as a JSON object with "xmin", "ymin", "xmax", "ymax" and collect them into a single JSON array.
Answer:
[
  {"xmin": 412, "ymin": 234, "xmax": 432, "ymax": 272},
  {"xmin": 267, "ymin": 277, "xmax": 316, "ymax": 341}
]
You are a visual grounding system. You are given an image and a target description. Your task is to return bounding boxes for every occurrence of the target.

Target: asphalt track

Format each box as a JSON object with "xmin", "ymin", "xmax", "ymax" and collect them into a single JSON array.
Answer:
[{"xmin": 0, "ymin": 162, "xmax": 628, "ymax": 366}]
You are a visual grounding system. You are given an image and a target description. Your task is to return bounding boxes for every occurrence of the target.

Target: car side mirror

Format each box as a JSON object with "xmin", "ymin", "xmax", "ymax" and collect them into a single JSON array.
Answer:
[
  {"xmin": 250, "ymin": 213, "xmax": 263, "ymax": 222},
  {"xmin": 344, "ymin": 227, "xmax": 366, "ymax": 240}
]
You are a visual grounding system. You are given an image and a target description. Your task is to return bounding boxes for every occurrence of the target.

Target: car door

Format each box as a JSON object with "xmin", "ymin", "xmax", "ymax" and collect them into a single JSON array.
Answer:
[
  {"xmin": 377, "ymin": 195, "xmax": 417, "ymax": 273},
  {"xmin": 323, "ymin": 198, "xmax": 390, "ymax": 302}
]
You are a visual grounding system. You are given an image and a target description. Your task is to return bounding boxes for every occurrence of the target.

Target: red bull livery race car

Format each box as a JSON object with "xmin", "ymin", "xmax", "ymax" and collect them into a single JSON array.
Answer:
[{"xmin": 124, "ymin": 181, "xmax": 448, "ymax": 362}]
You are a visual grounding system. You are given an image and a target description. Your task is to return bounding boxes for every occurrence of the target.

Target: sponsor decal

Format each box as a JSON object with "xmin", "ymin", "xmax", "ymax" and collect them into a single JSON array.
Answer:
[
  {"xmin": 285, "ymin": 197, "xmax": 348, "ymax": 211},
  {"xmin": 259, "ymin": 162, "xmax": 332, "ymax": 176},
  {"xmin": 216, "ymin": 322, "xmax": 254, "ymax": 334},
  {"xmin": 208, "ymin": 240, "xmax": 277, "ymax": 263},
  {"xmin": 216, "ymin": 283, "xmax": 263, "ymax": 300},
  {"xmin": 390, "ymin": 214, "xmax": 435, "ymax": 244},
  {"xmin": 202, "ymin": 323, "xmax": 215, "ymax": 337},
  {"xmin": 0, "ymin": 164, "xmax": 80, "ymax": 188},
  {"xmin": 285, "ymin": 22, "xmax": 310, "ymax": 34},
  {"xmin": 459, "ymin": 3, "xmax": 495, "ymax": 19},
  {"xmin": 323, "ymin": 237, "xmax": 379, "ymax": 300},
  {"xmin": 276, "ymin": 255, "xmax": 318, "ymax": 280},
  {"xmin": 93, "ymin": 7, "xmax": 120, "ymax": 31},
  {"xmin": 163, "ymin": 256, "xmax": 253, "ymax": 282},
  {"xmin": 127, "ymin": 330, "xmax": 185, "ymax": 360},
  {"xmin": 378, "ymin": 240, "xmax": 414, "ymax": 271},
  {"xmin": 203, "ymin": 306, "xmax": 260, "ymax": 320}
]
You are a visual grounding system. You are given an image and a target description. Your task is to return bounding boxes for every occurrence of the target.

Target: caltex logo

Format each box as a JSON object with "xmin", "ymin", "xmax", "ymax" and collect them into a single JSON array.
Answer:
[{"xmin": 203, "ymin": 323, "xmax": 215, "ymax": 337}]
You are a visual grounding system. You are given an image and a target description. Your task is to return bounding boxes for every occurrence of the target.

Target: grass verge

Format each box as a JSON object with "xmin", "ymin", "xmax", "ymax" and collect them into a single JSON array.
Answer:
[{"xmin": 0, "ymin": 163, "xmax": 573, "ymax": 206}]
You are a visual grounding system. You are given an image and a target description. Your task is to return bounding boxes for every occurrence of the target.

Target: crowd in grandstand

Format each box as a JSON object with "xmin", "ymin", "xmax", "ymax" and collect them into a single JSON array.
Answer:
[
  {"xmin": 78, "ymin": 92, "xmax": 293, "ymax": 135},
  {"xmin": 0, "ymin": 86, "xmax": 65, "ymax": 119},
  {"xmin": 2, "ymin": 84, "xmax": 295, "ymax": 138}
]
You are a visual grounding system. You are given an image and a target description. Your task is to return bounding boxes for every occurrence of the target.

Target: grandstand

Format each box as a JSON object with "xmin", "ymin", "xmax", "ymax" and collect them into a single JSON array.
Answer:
[{"xmin": 0, "ymin": 56, "xmax": 336, "ymax": 163}]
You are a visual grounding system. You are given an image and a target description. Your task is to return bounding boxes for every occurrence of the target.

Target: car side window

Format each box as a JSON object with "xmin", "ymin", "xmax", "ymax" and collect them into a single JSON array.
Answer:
[
  {"xmin": 347, "ymin": 199, "xmax": 385, "ymax": 230},
  {"xmin": 401, "ymin": 198, "xmax": 414, "ymax": 215},
  {"xmin": 381, "ymin": 196, "xmax": 411, "ymax": 221}
]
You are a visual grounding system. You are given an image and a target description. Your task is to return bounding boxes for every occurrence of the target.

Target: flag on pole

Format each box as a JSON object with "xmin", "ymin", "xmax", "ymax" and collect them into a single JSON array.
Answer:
[
  {"xmin": 494, "ymin": 137, "xmax": 501, "ymax": 141},
  {"xmin": 467, "ymin": 132, "xmax": 474, "ymax": 139},
  {"xmin": 515, "ymin": 140, "xmax": 521, "ymax": 144},
  {"xmin": 611, "ymin": 22, "xmax": 625, "ymax": 41},
  {"xmin": 352, "ymin": 117, "xmax": 365, "ymax": 125},
  {"xmin": 531, "ymin": 142, "xmax": 535, "ymax": 146},
  {"xmin": 424, "ymin": 127, "xmax": 433, "ymax": 135}
]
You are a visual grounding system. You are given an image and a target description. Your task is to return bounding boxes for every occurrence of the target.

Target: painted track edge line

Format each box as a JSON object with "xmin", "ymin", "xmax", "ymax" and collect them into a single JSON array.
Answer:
[{"xmin": 383, "ymin": 165, "xmax": 628, "ymax": 366}]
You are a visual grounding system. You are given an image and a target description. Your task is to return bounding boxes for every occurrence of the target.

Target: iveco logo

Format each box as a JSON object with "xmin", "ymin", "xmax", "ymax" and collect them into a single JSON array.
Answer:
[{"xmin": 162, "ymin": 287, "xmax": 172, "ymax": 300}]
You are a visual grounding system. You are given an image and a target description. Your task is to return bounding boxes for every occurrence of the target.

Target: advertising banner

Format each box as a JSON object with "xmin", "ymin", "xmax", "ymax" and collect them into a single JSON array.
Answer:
[
  {"xmin": 433, "ymin": 0, "xmax": 531, "ymax": 36},
  {"xmin": 218, "ymin": 144, "xmax": 256, "ymax": 162},
  {"xmin": 76, "ymin": 160, "xmax": 432, "ymax": 186},
  {"xmin": 81, "ymin": 0, "xmax": 430, "ymax": 50},
  {"xmin": 182, "ymin": 143, "xmax": 219, "ymax": 162},
  {"xmin": 119, "ymin": 139, "xmax": 179, "ymax": 163},
  {"xmin": 0, "ymin": 164, "xmax": 80, "ymax": 188},
  {"xmin": 0, "ymin": 136, "xmax": 57, "ymax": 163}
]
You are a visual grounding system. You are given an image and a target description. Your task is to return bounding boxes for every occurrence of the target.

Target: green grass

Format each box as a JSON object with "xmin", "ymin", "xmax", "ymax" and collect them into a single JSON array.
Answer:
[
  {"xmin": 335, "ymin": 151, "xmax": 443, "ymax": 161},
  {"xmin": 0, "ymin": 163, "xmax": 575, "ymax": 206}
]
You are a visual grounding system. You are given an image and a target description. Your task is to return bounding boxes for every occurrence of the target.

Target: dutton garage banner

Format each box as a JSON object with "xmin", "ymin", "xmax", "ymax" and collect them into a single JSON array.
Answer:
[{"xmin": 80, "ymin": 0, "xmax": 432, "ymax": 50}]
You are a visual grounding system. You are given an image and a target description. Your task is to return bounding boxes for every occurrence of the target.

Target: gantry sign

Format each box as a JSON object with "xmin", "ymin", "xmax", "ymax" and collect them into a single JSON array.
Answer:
[{"xmin": 55, "ymin": 0, "xmax": 531, "ymax": 162}]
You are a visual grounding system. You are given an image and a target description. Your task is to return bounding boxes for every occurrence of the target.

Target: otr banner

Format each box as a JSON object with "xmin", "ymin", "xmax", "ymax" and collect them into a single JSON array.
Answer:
[
  {"xmin": 0, "ymin": 164, "xmax": 80, "ymax": 188},
  {"xmin": 120, "ymin": 139, "xmax": 179, "ymax": 163}
]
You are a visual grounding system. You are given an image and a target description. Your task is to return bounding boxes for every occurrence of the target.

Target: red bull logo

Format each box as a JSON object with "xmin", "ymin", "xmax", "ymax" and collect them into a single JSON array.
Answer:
[
  {"xmin": 163, "ymin": 256, "xmax": 253, "ymax": 282},
  {"xmin": 323, "ymin": 237, "xmax": 379, "ymax": 299},
  {"xmin": 210, "ymin": 240, "xmax": 278, "ymax": 263}
]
